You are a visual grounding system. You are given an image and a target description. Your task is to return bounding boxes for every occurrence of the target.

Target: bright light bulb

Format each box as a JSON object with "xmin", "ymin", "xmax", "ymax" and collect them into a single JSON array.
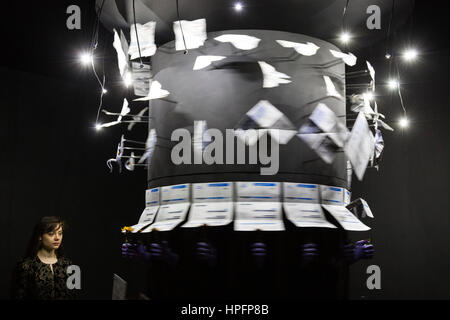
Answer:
[
  {"xmin": 102, "ymin": 88, "xmax": 108, "ymax": 94},
  {"xmin": 123, "ymin": 72, "xmax": 133, "ymax": 87},
  {"xmin": 399, "ymin": 117, "xmax": 409, "ymax": 128},
  {"xmin": 234, "ymin": 2, "xmax": 243, "ymax": 11},
  {"xmin": 95, "ymin": 123, "xmax": 102, "ymax": 131},
  {"xmin": 385, "ymin": 53, "xmax": 392, "ymax": 60},
  {"xmin": 339, "ymin": 32, "xmax": 351, "ymax": 44},
  {"xmin": 80, "ymin": 52, "xmax": 93, "ymax": 65},
  {"xmin": 387, "ymin": 79, "xmax": 399, "ymax": 90},
  {"xmin": 403, "ymin": 49, "xmax": 418, "ymax": 62},
  {"xmin": 363, "ymin": 91, "xmax": 375, "ymax": 100}
]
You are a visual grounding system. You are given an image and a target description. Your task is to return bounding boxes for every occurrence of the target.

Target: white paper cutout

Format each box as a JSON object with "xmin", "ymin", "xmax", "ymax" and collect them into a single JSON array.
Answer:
[
  {"xmin": 128, "ymin": 107, "xmax": 148, "ymax": 131},
  {"xmin": 347, "ymin": 198, "xmax": 374, "ymax": 219},
  {"xmin": 329, "ymin": 49, "xmax": 357, "ymax": 66},
  {"xmin": 193, "ymin": 120, "xmax": 212, "ymax": 157},
  {"xmin": 322, "ymin": 204, "xmax": 371, "ymax": 231},
  {"xmin": 214, "ymin": 34, "xmax": 261, "ymax": 50},
  {"xmin": 276, "ymin": 40, "xmax": 320, "ymax": 56},
  {"xmin": 173, "ymin": 18, "xmax": 207, "ymax": 51},
  {"xmin": 133, "ymin": 80, "xmax": 170, "ymax": 101},
  {"xmin": 118, "ymin": 99, "xmax": 130, "ymax": 122},
  {"xmin": 113, "ymin": 29, "xmax": 129, "ymax": 78},
  {"xmin": 246, "ymin": 100, "xmax": 284, "ymax": 128},
  {"xmin": 257, "ymin": 61, "xmax": 292, "ymax": 88},
  {"xmin": 138, "ymin": 129, "xmax": 156, "ymax": 164},
  {"xmin": 323, "ymin": 76, "xmax": 342, "ymax": 98},
  {"xmin": 183, "ymin": 182, "xmax": 233, "ymax": 228},
  {"xmin": 193, "ymin": 55, "xmax": 226, "ymax": 70}
]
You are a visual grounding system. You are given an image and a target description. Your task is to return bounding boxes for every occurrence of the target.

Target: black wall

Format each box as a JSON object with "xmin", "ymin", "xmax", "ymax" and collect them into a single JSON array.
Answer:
[{"xmin": 0, "ymin": 1, "xmax": 449, "ymax": 300}]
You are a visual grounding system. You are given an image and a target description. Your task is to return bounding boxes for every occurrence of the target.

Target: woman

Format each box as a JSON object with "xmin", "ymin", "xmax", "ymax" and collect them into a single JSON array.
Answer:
[{"xmin": 13, "ymin": 216, "xmax": 76, "ymax": 300}]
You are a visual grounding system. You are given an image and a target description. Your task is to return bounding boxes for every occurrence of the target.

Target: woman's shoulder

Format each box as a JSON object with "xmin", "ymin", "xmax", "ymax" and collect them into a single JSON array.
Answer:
[
  {"xmin": 58, "ymin": 256, "xmax": 73, "ymax": 266},
  {"xmin": 16, "ymin": 257, "xmax": 38, "ymax": 272}
]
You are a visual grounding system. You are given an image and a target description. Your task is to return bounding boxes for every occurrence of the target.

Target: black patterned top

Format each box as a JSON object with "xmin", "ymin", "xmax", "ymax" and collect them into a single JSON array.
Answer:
[{"xmin": 13, "ymin": 256, "xmax": 77, "ymax": 300}]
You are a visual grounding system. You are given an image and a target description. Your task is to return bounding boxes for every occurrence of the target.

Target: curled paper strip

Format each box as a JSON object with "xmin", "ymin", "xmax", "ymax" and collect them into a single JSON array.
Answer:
[
  {"xmin": 323, "ymin": 76, "xmax": 342, "ymax": 98},
  {"xmin": 134, "ymin": 80, "xmax": 170, "ymax": 101},
  {"xmin": 329, "ymin": 49, "xmax": 357, "ymax": 66},
  {"xmin": 258, "ymin": 61, "xmax": 292, "ymax": 88}
]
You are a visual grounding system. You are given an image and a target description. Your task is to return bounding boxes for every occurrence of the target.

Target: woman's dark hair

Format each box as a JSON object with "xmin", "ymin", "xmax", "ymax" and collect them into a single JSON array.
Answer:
[{"xmin": 25, "ymin": 216, "xmax": 65, "ymax": 258}]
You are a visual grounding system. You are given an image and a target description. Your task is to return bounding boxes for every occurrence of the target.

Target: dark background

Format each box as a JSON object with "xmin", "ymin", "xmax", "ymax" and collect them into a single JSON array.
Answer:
[{"xmin": 0, "ymin": 0, "xmax": 449, "ymax": 299}]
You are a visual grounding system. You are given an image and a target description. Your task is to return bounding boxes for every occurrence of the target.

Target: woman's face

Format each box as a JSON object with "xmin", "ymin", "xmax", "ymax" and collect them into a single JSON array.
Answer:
[{"xmin": 40, "ymin": 224, "xmax": 63, "ymax": 251}]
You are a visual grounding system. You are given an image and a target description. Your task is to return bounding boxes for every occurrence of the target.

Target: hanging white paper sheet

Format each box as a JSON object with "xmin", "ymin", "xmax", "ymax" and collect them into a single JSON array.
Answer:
[
  {"xmin": 344, "ymin": 112, "xmax": 375, "ymax": 181},
  {"xmin": 246, "ymin": 100, "xmax": 284, "ymax": 128},
  {"xmin": 129, "ymin": 187, "xmax": 160, "ymax": 233},
  {"xmin": 192, "ymin": 182, "xmax": 233, "ymax": 202},
  {"xmin": 161, "ymin": 184, "xmax": 190, "ymax": 204},
  {"xmin": 144, "ymin": 202, "xmax": 190, "ymax": 232},
  {"xmin": 128, "ymin": 22, "xmax": 157, "ymax": 60},
  {"xmin": 182, "ymin": 182, "xmax": 234, "ymax": 228},
  {"xmin": 140, "ymin": 184, "xmax": 190, "ymax": 232},
  {"xmin": 236, "ymin": 182, "xmax": 280, "ymax": 202},
  {"xmin": 183, "ymin": 202, "xmax": 233, "ymax": 228},
  {"xmin": 284, "ymin": 202, "xmax": 337, "ymax": 228},
  {"xmin": 322, "ymin": 204, "xmax": 370, "ymax": 231},
  {"xmin": 235, "ymin": 182, "xmax": 283, "ymax": 231},
  {"xmin": 320, "ymin": 185, "xmax": 344, "ymax": 206},
  {"xmin": 283, "ymin": 183, "xmax": 320, "ymax": 203},
  {"xmin": 347, "ymin": 198, "xmax": 374, "ymax": 218},
  {"xmin": 344, "ymin": 189, "xmax": 351, "ymax": 205},
  {"xmin": 174, "ymin": 19, "xmax": 207, "ymax": 51},
  {"xmin": 130, "ymin": 206, "xmax": 159, "ymax": 233},
  {"xmin": 145, "ymin": 187, "xmax": 160, "ymax": 207},
  {"xmin": 113, "ymin": 29, "xmax": 129, "ymax": 78},
  {"xmin": 234, "ymin": 202, "xmax": 284, "ymax": 231}
]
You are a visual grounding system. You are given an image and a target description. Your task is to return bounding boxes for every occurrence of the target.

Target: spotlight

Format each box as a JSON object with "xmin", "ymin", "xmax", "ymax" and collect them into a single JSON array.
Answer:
[
  {"xmin": 403, "ymin": 49, "xmax": 418, "ymax": 62},
  {"xmin": 385, "ymin": 53, "xmax": 392, "ymax": 60},
  {"xmin": 123, "ymin": 72, "xmax": 133, "ymax": 87},
  {"xmin": 387, "ymin": 79, "xmax": 399, "ymax": 90},
  {"xmin": 399, "ymin": 117, "xmax": 409, "ymax": 128},
  {"xmin": 102, "ymin": 88, "xmax": 108, "ymax": 94},
  {"xmin": 234, "ymin": 2, "xmax": 243, "ymax": 11},
  {"xmin": 363, "ymin": 91, "xmax": 375, "ymax": 100},
  {"xmin": 339, "ymin": 32, "xmax": 351, "ymax": 44},
  {"xmin": 95, "ymin": 123, "xmax": 102, "ymax": 131},
  {"xmin": 80, "ymin": 52, "xmax": 93, "ymax": 66}
]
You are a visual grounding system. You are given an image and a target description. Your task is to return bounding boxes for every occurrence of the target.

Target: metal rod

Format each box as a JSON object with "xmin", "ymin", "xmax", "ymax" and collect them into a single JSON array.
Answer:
[
  {"xmin": 123, "ymin": 139, "xmax": 146, "ymax": 145},
  {"xmin": 123, "ymin": 147, "xmax": 146, "ymax": 151}
]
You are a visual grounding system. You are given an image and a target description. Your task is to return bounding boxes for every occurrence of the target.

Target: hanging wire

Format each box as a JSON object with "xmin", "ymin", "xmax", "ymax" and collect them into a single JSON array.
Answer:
[
  {"xmin": 176, "ymin": 0, "xmax": 189, "ymax": 54},
  {"xmin": 385, "ymin": 0, "xmax": 395, "ymax": 58},
  {"xmin": 394, "ymin": 60, "xmax": 407, "ymax": 116},
  {"xmin": 132, "ymin": 0, "xmax": 144, "ymax": 67},
  {"xmin": 342, "ymin": 0, "xmax": 350, "ymax": 32},
  {"xmin": 89, "ymin": 0, "xmax": 107, "ymax": 124}
]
